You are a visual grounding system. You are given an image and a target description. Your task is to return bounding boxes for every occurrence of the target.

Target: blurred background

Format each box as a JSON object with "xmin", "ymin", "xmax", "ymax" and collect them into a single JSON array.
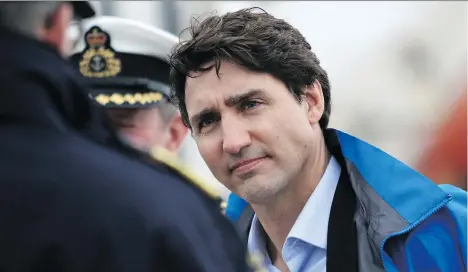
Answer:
[{"xmin": 91, "ymin": 1, "xmax": 467, "ymax": 199}]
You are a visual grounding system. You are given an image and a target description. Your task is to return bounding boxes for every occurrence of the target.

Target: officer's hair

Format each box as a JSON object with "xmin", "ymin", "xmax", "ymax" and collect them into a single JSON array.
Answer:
[
  {"xmin": 0, "ymin": 1, "xmax": 61, "ymax": 37},
  {"xmin": 170, "ymin": 7, "xmax": 332, "ymax": 130}
]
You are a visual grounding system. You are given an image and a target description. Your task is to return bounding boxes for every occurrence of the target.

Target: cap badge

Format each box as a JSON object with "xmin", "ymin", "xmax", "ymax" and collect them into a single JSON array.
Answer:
[{"xmin": 79, "ymin": 26, "xmax": 121, "ymax": 78}]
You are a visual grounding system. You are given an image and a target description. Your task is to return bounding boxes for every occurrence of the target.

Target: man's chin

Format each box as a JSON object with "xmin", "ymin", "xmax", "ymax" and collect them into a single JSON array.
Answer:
[{"xmin": 234, "ymin": 177, "xmax": 284, "ymax": 204}]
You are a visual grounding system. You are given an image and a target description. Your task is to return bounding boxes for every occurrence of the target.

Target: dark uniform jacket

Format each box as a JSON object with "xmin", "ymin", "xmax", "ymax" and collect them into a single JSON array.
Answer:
[{"xmin": 0, "ymin": 28, "xmax": 253, "ymax": 272}]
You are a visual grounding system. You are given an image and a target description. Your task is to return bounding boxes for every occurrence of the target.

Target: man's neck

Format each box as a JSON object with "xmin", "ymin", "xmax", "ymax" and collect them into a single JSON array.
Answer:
[{"xmin": 251, "ymin": 134, "xmax": 330, "ymax": 261}]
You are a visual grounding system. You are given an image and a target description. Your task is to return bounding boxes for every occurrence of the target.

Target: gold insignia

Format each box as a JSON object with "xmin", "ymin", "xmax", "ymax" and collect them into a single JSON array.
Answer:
[
  {"xmin": 91, "ymin": 92, "xmax": 163, "ymax": 106},
  {"xmin": 149, "ymin": 147, "xmax": 220, "ymax": 201},
  {"xmin": 79, "ymin": 27, "xmax": 121, "ymax": 78},
  {"xmin": 220, "ymin": 201, "xmax": 227, "ymax": 215}
]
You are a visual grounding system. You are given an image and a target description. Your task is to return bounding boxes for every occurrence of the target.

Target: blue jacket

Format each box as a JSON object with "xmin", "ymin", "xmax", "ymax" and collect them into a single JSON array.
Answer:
[{"xmin": 225, "ymin": 129, "xmax": 467, "ymax": 272}]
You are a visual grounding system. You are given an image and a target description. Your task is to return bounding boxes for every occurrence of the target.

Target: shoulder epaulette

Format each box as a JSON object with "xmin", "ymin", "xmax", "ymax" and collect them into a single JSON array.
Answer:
[{"xmin": 149, "ymin": 147, "xmax": 222, "ymax": 202}]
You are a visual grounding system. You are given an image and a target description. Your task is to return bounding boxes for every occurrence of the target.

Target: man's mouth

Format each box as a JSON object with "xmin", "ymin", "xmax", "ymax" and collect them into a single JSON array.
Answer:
[{"xmin": 230, "ymin": 157, "xmax": 267, "ymax": 174}]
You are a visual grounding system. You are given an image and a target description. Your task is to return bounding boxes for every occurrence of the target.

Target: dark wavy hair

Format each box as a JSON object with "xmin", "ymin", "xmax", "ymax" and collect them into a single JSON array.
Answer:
[{"xmin": 169, "ymin": 7, "xmax": 332, "ymax": 130}]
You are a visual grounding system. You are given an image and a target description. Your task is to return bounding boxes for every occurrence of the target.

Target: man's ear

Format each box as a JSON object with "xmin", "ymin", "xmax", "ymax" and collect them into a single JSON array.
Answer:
[
  {"xmin": 164, "ymin": 113, "xmax": 189, "ymax": 153},
  {"xmin": 303, "ymin": 79, "xmax": 325, "ymax": 126},
  {"xmin": 37, "ymin": 2, "xmax": 73, "ymax": 56}
]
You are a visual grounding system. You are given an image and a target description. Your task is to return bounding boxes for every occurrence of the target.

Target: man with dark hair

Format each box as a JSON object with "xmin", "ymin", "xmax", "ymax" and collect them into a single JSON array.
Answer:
[
  {"xmin": 169, "ymin": 7, "xmax": 467, "ymax": 272},
  {"xmin": 0, "ymin": 2, "xmax": 256, "ymax": 271}
]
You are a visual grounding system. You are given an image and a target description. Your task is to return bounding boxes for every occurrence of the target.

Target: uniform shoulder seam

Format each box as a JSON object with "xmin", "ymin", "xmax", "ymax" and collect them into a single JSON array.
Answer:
[{"xmin": 149, "ymin": 147, "xmax": 221, "ymax": 201}]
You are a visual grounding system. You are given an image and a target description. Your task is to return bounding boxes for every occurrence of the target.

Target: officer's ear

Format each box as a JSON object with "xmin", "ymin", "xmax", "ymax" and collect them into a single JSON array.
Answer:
[
  {"xmin": 165, "ymin": 113, "xmax": 189, "ymax": 153},
  {"xmin": 38, "ymin": 2, "xmax": 74, "ymax": 56}
]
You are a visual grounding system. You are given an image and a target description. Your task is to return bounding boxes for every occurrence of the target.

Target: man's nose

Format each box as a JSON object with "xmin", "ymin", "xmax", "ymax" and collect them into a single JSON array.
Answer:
[{"xmin": 221, "ymin": 118, "xmax": 251, "ymax": 155}]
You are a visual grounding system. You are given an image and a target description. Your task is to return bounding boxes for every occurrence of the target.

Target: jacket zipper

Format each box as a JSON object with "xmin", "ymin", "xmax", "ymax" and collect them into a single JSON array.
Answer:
[{"xmin": 379, "ymin": 194, "xmax": 453, "ymax": 272}]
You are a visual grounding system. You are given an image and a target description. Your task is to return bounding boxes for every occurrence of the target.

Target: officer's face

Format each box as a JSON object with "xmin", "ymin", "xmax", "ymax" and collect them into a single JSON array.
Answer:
[
  {"xmin": 185, "ymin": 61, "xmax": 325, "ymax": 204},
  {"xmin": 106, "ymin": 108, "xmax": 187, "ymax": 153}
]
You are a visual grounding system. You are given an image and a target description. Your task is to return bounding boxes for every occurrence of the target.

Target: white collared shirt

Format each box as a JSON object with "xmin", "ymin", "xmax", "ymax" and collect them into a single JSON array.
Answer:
[{"xmin": 248, "ymin": 156, "xmax": 341, "ymax": 272}]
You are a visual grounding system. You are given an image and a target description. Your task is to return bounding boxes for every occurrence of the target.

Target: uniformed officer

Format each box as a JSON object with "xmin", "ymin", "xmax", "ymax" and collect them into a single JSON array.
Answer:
[
  {"xmin": 68, "ymin": 16, "xmax": 188, "ymax": 154},
  {"xmin": 0, "ymin": 2, "xmax": 254, "ymax": 271},
  {"xmin": 67, "ymin": 16, "xmax": 227, "ymax": 211}
]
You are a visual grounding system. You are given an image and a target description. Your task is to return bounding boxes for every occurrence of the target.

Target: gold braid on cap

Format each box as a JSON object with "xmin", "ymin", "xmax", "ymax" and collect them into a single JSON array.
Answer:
[{"xmin": 92, "ymin": 92, "xmax": 163, "ymax": 106}]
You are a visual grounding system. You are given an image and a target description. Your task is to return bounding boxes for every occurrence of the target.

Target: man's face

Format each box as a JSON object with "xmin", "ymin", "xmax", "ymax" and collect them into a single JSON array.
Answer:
[
  {"xmin": 112, "ymin": 108, "xmax": 167, "ymax": 151},
  {"xmin": 185, "ymin": 61, "xmax": 322, "ymax": 204},
  {"xmin": 106, "ymin": 107, "xmax": 187, "ymax": 153}
]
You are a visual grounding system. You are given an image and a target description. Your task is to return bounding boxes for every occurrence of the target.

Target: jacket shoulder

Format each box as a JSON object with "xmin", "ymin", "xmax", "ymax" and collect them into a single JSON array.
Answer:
[
  {"xmin": 387, "ymin": 185, "xmax": 467, "ymax": 271},
  {"xmin": 149, "ymin": 148, "xmax": 225, "ymax": 209},
  {"xmin": 439, "ymin": 184, "xmax": 467, "ymax": 216},
  {"xmin": 439, "ymin": 184, "xmax": 467, "ymax": 256},
  {"xmin": 439, "ymin": 184, "xmax": 467, "ymax": 252}
]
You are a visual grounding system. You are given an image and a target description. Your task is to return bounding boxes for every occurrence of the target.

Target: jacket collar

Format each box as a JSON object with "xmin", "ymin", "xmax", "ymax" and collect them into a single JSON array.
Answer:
[{"xmin": 333, "ymin": 129, "xmax": 449, "ymax": 225}]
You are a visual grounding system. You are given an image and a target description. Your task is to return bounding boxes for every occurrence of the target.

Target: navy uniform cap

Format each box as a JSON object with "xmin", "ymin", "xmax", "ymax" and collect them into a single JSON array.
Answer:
[
  {"xmin": 69, "ymin": 1, "xmax": 95, "ymax": 19},
  {"xmin": 68, "ymin": 16, "xmax": 178, "ymax": 108}
]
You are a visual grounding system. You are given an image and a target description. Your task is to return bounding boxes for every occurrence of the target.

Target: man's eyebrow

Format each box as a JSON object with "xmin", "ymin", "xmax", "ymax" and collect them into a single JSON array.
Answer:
[
  {"xmin": 190, "ymin": 108, "xmax": 215, "ymax": 127},
  {"xmin": 189, "ymin": 89, "xmax": 265, "ymax": 126},
  {"xmin": 225, "ymin": 89, "xmax": 265, "ymax": 107}
]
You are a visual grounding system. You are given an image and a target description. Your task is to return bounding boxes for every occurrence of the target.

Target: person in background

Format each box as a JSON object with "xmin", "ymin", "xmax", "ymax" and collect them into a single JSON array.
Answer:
[
  {"xmin": 68, "ymin": 16, "xmax": 188, "ymax": 154},
  {"xmin": 0, "ymin": 2, "xmax": 256, "ymax": 271},
  {"xmin": 69, "ymin": 16, "xmax": 226, "ymax": 215},
  {"xmin": 68, "ymin": 15, "xmax": 226, "ymax": 214},
  {"xmin": 169, "ymin": 7, "xmax": 467, "ymax": 272}
]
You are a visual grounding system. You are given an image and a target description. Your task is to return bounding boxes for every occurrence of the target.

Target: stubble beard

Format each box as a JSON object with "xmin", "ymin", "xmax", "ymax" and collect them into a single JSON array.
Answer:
[{"xmin": 239, "ymin": 170, "xmax": 290, "ymax": 205}]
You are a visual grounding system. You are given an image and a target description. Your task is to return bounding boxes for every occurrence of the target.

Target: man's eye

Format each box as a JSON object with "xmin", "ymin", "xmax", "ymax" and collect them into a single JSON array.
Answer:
[
  {"xmin": 198, "ymin": 118, "xmax": 215, "ymax": 129},
  {"xmin": 240, "ymin": 100, "xmax": 261, "ymax": 111}
]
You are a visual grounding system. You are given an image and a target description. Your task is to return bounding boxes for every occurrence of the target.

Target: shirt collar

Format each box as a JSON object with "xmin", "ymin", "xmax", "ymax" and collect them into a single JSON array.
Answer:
[
  {"xmin": 247, "ymin": 155, "xmax": 341, "ymax": 255},
  {"xmin": 287, "ymin": 155, "xmax": 341, "ymax": 249}
]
